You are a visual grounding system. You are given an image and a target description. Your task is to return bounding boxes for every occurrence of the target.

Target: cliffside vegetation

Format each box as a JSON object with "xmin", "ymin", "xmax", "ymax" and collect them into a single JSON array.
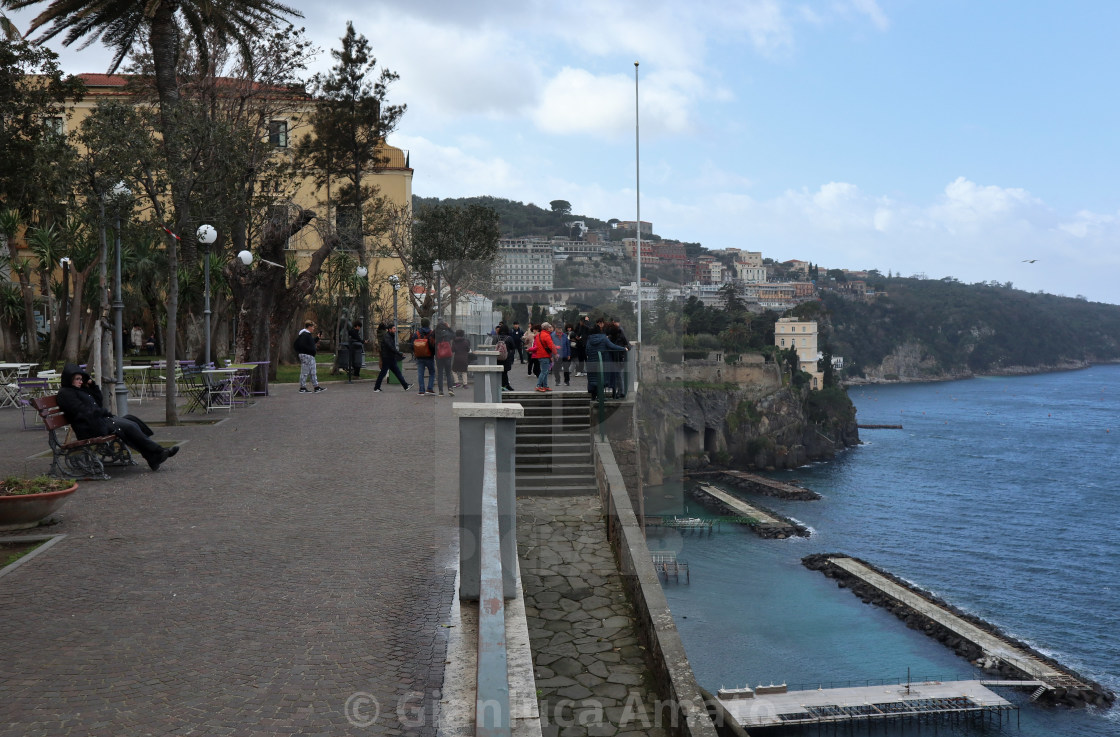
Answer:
[{"xmin": 824, "ymin": 278, "xmax": 1120, "ymax": 379}]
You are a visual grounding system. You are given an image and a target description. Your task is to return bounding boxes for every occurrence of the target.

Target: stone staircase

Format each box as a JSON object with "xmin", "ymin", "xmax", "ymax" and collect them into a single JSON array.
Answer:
[{"xmin": 506, "ymin": 391, "xmax": 596, "ymax": 497}]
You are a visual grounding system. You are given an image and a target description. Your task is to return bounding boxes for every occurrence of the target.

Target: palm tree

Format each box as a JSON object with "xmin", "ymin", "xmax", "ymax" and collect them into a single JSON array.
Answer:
[{"xmin": 4, "ymin": 0, "xmax": 300, "ymax": 420}]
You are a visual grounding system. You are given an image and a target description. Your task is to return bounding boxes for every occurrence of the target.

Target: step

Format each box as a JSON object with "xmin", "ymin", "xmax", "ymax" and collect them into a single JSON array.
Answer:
[{"xmin": 516, "ymin": 452, "xmax": 591, "ymax": 465}]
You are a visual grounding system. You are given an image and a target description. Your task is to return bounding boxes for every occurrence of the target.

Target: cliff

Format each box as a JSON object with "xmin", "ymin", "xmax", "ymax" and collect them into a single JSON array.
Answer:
[{"xmin": 638, "ymin": 381, "xmax": 860, "ymax": 483}]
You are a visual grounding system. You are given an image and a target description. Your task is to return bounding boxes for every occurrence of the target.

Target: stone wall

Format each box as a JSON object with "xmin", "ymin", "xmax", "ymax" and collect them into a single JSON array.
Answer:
[{"xmin": 594, "ymin": 439, "xmax": 721, "ymax": 737}]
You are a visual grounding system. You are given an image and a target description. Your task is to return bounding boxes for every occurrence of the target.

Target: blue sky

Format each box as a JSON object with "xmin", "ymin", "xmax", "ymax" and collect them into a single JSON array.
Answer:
[{"xmin": 10, "ymin": 0, "xmax": 1120, "ymax": 302}]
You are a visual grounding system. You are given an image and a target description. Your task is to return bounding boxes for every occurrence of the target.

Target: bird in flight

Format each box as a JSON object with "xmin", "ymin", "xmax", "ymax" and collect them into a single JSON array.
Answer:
[{"xmin": 1022, "ymin": 259, "xmax": 1038, "ymax": 263}]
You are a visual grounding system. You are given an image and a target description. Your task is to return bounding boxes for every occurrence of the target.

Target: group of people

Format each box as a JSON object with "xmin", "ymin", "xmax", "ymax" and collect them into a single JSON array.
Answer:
[
  {"xmin": 293, "ymin": 313, "xmax": 631, "ymax": 400},
  {"xmin": 491, "ymin": 316, "xmax": 630, "ymax": 397}
]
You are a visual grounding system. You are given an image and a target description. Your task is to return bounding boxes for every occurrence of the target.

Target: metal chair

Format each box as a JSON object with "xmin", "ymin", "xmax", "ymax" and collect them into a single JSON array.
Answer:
[
  {"xmin": 15, "ymin": 378, "xmax": 49, "ymax": 430},
  {"xmin": 203, "ymin": 371, "xmax": 233, "ymax": 412},
  {"xmin": 181, "ymin": 369, "xmax": 210, "ymax": 414}
]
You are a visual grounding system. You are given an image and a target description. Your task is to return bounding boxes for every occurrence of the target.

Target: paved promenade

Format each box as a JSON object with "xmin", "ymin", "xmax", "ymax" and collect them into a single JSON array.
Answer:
[{"xmin": 0, "ymin": 379, "xmax": 461, "ymax": 736}]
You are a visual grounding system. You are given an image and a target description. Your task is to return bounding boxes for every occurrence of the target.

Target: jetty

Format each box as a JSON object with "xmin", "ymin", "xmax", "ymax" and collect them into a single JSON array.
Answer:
[
  {"xmin": 716, "ymin": 679, "xmax": 1018, "ymax": 730},
  {"xmin": 692, "ymin": 469, "xmax": 821, "ymax": 500},
  {"xmin": 857, "ymin": 423, "xmax": 903, "ymax": 429},
  {"xmin": 803, "ymin": 554, "xmax": 1115, "ymax": 707},
  {"xmin": 691, "ymin": 484, "xmax": 808, "ymax": 538}
]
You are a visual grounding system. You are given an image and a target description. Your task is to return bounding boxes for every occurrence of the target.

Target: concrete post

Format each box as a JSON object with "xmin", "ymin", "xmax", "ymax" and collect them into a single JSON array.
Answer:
[
  {"xmin": 626, "ymin": 341, "xmax": 640, "ymax": 395},
  {"xmin": 467, "ymin": 365, "xmax": 504, "ymax": 403},
  {"xmin": 455, "ymin": 402, "xmax": 524, "ymax": 600},
  {"xmin": 474, "ymin": 349, "xmax": 499, "ymax": 367}
]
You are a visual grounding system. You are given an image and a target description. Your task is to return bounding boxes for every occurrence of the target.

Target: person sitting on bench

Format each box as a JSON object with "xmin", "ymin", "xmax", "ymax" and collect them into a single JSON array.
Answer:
[{"xmin": 56, "ymin": 363, "xmax": 179, "ymax": 471}]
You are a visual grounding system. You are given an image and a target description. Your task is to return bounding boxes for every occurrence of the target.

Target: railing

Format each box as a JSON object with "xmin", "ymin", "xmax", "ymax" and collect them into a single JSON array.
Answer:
[{"xmin": 454, "ymin": 375, "xmax": 523, "ymax": 737}]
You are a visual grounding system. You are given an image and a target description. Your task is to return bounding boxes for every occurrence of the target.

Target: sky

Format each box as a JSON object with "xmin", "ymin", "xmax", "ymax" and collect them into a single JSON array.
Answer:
[{"xmin": 8, "ymin": 0, "xmax": 1120, "ymax": 303}]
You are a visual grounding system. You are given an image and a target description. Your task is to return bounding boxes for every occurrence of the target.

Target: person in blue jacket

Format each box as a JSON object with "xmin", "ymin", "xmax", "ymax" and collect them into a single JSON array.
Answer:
[{"xmin": 584, "ymin": 325, "xmax": 628, "ymax": 399}]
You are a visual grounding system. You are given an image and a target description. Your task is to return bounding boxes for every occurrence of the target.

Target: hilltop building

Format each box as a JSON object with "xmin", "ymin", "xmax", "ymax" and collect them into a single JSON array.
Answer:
[{"xmin": 775, "ymin": 317, "xmax": 823, "ymax": 389}]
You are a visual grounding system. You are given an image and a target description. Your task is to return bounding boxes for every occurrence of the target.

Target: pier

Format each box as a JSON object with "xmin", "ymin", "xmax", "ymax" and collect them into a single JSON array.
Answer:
[
  {"xmin": 691, "ymin": 484, "xmax": 808, "ymax": 538},
  {"xmin": 716, "ymin": 679, "xmax": 1018, "ymax": 730},
  {"xmin": 698, "ymin": 470, "xmax": 822, "ymax": 500},
  {"xmin": 803, "ymin": 554, "xmax": 1115, "ymax": 707},
  {"xmin": 857, "ymin": 424, "xmax": 903, "ymax": 429}
]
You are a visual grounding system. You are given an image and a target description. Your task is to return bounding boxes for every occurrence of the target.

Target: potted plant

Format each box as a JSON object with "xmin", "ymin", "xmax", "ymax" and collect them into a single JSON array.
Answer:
[{"xmin": 0, "ymin": 476, "xmax": 80, "ymax": 531}]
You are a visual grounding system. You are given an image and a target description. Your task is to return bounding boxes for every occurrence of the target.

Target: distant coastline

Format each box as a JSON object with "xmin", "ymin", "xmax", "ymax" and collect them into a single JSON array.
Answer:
[{"xmin": 840, "ymin": 359, "xmax": 1117, "ymax": 387}]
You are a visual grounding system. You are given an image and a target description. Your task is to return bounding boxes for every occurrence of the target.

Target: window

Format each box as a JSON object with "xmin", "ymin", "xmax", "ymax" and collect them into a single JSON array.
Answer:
[
  {"xmin": 268, "ymin": 120, "xmax": 288, "ymax": 148},
  {"xmin": 44, "ymin": 116, "xmax": 64, "ymax": 136},
  {"xmin": 336, "ymin": 205, "xmax": 360, "ymax": 250}
]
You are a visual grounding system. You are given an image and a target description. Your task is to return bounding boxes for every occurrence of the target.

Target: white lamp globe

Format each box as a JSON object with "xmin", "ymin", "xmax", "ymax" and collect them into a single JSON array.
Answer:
[
  {"xmin": 197, "ymin": 224, "xmax": 217, "ymax": 244},
  {"xmin": 237, "ymin": 250, "xmax": 253, "ymax": 266},
  {"xmin": 356, "ymin": 266, "xmax": 368, "ymax": 278}
]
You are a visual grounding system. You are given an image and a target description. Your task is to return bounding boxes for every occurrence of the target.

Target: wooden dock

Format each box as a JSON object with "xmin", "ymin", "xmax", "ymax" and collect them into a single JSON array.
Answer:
[
  {"xmin": 717, "ymin": 679, "xmax": 1017, "ymax": 730},
  {"xmin": 803, "ymin": 554, "xmax": 1115, "ymax": 707},
  {"xmin": 691, "ymin": 484, "xmax": 808, "ymax": 538}
]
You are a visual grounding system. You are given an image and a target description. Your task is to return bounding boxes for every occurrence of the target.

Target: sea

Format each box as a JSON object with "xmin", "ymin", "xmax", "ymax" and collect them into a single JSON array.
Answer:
[{"xmin": 645, "ymin": 364, "xmax": 1119, "ymax": 736}]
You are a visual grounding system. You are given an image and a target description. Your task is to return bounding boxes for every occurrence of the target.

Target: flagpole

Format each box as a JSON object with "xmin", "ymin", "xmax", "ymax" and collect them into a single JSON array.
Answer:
[{"xmin": 634, "ymin": 60, "xmax": 642, "ymax": 343}]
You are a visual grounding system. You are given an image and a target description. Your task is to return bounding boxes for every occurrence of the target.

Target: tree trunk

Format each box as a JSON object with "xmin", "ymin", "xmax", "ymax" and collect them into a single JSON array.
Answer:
[
  {"xmin": 16, "ymin": 267, "xmax": 39, "ymax": 360},
  {"xmin": 63, "ymin": 259, "xmax": 99, "ymax": 363}
]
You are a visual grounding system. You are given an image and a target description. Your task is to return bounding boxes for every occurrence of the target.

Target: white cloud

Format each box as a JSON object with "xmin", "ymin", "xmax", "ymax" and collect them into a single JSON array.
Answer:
[{"xmin": 848, "ymin": 0, "xmax": 890, "ymax": 32}]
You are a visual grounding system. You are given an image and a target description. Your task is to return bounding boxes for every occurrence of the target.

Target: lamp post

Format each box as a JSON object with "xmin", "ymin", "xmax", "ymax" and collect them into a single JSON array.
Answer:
[
  {"xmin": 634, "ymin": 60, "xmax": 642, "ymax": 343},
  {"xmin": 111, "ymin": 182, "xmax": 130, "ymax": 416},
  {"xmin": 433, "ymin": 261, "xmax": 442, "ymax": 324},
  {"xmin": 197, "ymin": 224, "xmax": 217, "ymax": 367},
  {"xmin": 388, "ymin": 274, "xmax": 400, "ymax": 349},
  {"xmin": 59, "ymin": 257, "xmax": 71, "ymax": 327},
  {"xmin": 356, "ymin": 264, "xmax": 368, "ymax": 341}
]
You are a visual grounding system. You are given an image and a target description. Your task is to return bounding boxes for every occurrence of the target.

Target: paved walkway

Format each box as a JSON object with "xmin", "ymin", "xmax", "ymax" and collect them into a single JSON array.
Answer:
[
  {"xmin": 518, "ymin": 496, "xmax": 667, "ymax": 737},
  {"xmin": 0, "ymin": 379, "xmax": 461, "ymax": 736}
]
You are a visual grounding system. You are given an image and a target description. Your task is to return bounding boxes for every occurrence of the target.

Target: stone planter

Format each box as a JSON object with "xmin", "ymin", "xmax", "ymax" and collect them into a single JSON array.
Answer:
[{"xmin": 0, "ymin": 483, "xmax": 79, "ymax": 531}]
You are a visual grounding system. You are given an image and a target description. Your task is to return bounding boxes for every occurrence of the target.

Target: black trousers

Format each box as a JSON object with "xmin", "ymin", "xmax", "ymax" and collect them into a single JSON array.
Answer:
[
  {"xmin": 374, "ymin": 360, "xmax": 408, "ymax": 389},
  {"xmin": 108, "ymin": 417, "xmax": 164, "ymax": 461}
]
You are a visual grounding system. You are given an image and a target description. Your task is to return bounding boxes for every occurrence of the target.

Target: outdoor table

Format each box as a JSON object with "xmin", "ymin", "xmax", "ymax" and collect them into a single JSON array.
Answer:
[
  {"xmin": 121, "ymin": 364, "xmax": 149, "ymax": 403},
  {"xmin": 226, "ymin": 365, "xmax": 256, "ymax": 404},
  {"xmin": 0, "ymin": 363, "xmax": 28, "ymax": 408},
  {"xmin": 242, "ymin": 360, "xmax": 271, "ymax": 396}
]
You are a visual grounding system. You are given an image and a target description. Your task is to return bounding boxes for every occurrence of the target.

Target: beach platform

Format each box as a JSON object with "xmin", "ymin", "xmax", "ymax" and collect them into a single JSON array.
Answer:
[{"xmin": 717, "ymin": 679, "xmax": 1017, "ymax": 729}]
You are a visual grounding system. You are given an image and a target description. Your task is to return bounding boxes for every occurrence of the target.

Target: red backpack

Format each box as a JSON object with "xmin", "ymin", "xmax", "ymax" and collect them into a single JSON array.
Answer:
[
  {"xmin": 413, "ymin": 334, "xmax": 432, "ymax": 358},
  {"xmin": 436, "ymin": 340, "xmax": 452, "ymax": 359}
]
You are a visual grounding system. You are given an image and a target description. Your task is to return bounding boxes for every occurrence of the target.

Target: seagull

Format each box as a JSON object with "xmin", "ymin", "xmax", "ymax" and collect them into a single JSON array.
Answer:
[{"xmin": 1022, "ymin": 259, "xmax": 1038, "ymax": 263}]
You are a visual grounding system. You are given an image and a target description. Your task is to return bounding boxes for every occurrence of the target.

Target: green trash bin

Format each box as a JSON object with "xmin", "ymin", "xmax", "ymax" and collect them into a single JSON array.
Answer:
[{"xmin": 386, "ymin": 357, "xmax": 405, "ymax": 384}]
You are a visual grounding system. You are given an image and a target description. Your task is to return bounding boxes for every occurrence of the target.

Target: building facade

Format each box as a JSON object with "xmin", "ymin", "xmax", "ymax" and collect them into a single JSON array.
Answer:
[
  {"xmin": 774, "ymin": 317, "xmax": 823, "ymax": 389},
  {"xmin": 495, "ymin": 238, "xmax": 555, "ymax": 292}
]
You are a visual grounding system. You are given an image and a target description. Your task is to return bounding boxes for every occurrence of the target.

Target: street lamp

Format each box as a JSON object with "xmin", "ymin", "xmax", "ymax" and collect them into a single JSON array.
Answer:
[
  {"xmin": 388, "ymin": 274, "xmax": 400, "ymax": 349},
  {"xmin": 197, "ymin": 224, "xmax": 217, "ymax": 366},
  {"xmin": 236, "ymin": 250, "xmax": 285, "ymax": 269},
  {"xmin": 433, "ymin": 261, "xmax": 442, "ymax": 324},
  {"xmin": 59, "ymin": 257, "xmax": 71, "ymax": 327},
  {"xmin": 111, "ymin": 182, "xmax": 130, "ymax": 416},
  {"xmin": 356, "ymin": 265, "xmax": 368, "ymax": 341}
]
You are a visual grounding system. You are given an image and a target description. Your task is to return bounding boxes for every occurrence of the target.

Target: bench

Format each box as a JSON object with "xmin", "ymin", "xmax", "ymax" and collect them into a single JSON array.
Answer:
[{"xmin": 30, "ymin": 395, "xmax": 134, "ymax": 480}]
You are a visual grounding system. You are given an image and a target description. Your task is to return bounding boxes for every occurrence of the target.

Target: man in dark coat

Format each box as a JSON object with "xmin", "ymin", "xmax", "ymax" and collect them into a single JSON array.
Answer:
[
  {"xmin": 56, "ymin": 363, "xmax": 178, "ymax": 471},
  {"xmin": 373, "ymin": 325, "xmax": 411, "ymax": 392}
]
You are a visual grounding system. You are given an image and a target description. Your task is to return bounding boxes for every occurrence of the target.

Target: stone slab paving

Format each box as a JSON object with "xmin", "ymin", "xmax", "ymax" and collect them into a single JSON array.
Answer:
[
  {"xmin": 0, "ymin": 380, "xmax": 461, "ymax": 736},
  {"xmin": 517, "ymin": 496, "xmax": 668, "ymax": 737}
]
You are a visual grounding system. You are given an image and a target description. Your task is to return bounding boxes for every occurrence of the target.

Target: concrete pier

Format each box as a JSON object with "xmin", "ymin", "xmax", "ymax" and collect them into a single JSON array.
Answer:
[
  {"xmin": 691, "ymin": 484, "xmax": 808, "ymax": 538},
  {"xmin": 692, "ymin": 470, "xmax": 821, "ymax": 500},
  {"xmin": 804, "ymin": 554, "xmax": 1115, "ymax": 708}
]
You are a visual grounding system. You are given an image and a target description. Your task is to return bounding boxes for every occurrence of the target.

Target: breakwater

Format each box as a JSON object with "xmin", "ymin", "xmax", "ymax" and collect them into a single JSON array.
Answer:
[
  {"xmin": 690, "ymin": 484, "xmax": 808, "ymax": 539},
  {"xmin": 802, "ymin": 553, "xmax": 1115, "ymax": 708},
  {"xmin": 689, "ymin": 469, "xmax": 821, "ymax": 500}
]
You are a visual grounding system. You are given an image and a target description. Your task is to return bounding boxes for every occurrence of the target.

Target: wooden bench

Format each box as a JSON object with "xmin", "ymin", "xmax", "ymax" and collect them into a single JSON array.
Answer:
[{"xmin": 30, "ymin": 395, "xmax": 134, "ymax": 480}]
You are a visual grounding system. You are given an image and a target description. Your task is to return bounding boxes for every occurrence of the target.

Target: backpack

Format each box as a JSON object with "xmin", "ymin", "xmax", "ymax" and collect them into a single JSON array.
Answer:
[
  {"xmin": 496, "ymin": 339, "xmax": 508, "ymax": 361},
  {"xmin": 436, "ymin": 340, "xmax": 452, "ymax": 360},
  {"xmin": 413, "ymin": 333, "xmax": 433, "ymax": 358}
]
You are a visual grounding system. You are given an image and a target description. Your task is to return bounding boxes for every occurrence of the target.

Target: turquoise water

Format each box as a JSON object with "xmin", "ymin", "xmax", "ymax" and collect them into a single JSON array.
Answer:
[{"xmin": 647, "ymin": 365, "xmax": 1120, "ymax": 735}]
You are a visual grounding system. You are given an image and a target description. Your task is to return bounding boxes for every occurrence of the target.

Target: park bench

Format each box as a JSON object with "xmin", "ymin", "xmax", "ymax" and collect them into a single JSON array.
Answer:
[{"xmin": 29, "ymin": 395, "xmax": 134, "ymax": 480}]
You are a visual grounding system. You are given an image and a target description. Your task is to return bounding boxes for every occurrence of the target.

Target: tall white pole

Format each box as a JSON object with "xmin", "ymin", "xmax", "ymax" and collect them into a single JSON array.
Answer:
[{"xmin": 634, "ymin": 61, "xmax": 642, "ymax": 343}]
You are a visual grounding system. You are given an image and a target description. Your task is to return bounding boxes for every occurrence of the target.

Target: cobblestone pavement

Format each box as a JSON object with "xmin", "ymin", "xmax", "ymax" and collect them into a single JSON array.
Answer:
[
  {"xmin": 517, "ymin": 496, "xmax": 667, "ymax": 737},
  {"xmin": 0, "ymin": 379, "xmax": 460, "ymax": 736}
]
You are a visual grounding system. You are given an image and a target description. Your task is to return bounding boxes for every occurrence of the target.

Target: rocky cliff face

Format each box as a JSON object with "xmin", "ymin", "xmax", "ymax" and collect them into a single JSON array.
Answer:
[{"xmin": 638, "ymin": 382, "xmax": 859, "ymax": 482}]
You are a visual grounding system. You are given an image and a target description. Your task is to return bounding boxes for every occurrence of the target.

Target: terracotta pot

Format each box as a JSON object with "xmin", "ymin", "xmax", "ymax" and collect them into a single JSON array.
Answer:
[{"xmin": 0, "ymin": 483, "xmax": 79, "ymax": 531}]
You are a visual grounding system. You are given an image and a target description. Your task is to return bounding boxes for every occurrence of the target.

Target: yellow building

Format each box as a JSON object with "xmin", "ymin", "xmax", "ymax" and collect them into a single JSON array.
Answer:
[
  {"xmin": 44, "ymin": 73, "xmax": 414, "ymax": 323},
  {"xmin": 774, "ymin": 317, "xmax": 823, "ymax": 389}
]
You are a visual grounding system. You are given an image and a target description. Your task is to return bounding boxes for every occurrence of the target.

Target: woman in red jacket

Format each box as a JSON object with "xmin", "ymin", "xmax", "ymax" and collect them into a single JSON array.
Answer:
[{"xmin": 532, "ymin": 322, "xmax": 556, "ymax": 391}]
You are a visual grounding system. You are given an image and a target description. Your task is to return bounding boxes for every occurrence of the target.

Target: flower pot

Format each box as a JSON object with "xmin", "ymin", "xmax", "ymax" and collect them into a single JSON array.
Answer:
[{"xmin": 0, "ymin": 483, "xmax": 79, "ymax": 531}]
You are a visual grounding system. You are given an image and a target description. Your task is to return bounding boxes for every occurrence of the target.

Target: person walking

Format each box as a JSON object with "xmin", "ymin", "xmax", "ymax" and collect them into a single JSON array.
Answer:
[
  {"xmin": 571, "ymin": 315, "xmax": 590, "ymax": 376},
  {"xmin": 554, "ymin": 323, "xmax": 573, "ymax": 386},
  {"xmin": 494, "ymin": 325, "xmax": 516, "ymax": 391},
  {"xmin": 412, "ymin": 319, "xmax": 436, "ymax": 395},
  {"xmin": 451, "ymin": 329, "xmax": 472, "ymax": 388},
  {"xmin": 294, "ymin": 320, "xmax": 325, "ymax": 393},
  {"xmin": 373, "ymin": 324, "xmax": 410, "ymax": 391},
  {"xmin": 347, "ymin": 320, "xmax": 364, "ymax": 378},
  {"xmin": 433, "ymin": 320, "xmax": 455, "ymax": 396},
  {"xmin": 511, "ymin": 321, "xmax": 526, "ymax": 364},
  {"xmin": 57, "ymin": 364, "xmax": 179, "ymax": 471},
  {"xmin": 129, "ymin": 323, "xmax": 144, "ymax": 356},
  {"xmin": 532, "ymin": 321, "xmax": 556, "ymax": 392},
  {"xmin": 525, "ymin": 324, "xmax": 538, "ymax": 377}
]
